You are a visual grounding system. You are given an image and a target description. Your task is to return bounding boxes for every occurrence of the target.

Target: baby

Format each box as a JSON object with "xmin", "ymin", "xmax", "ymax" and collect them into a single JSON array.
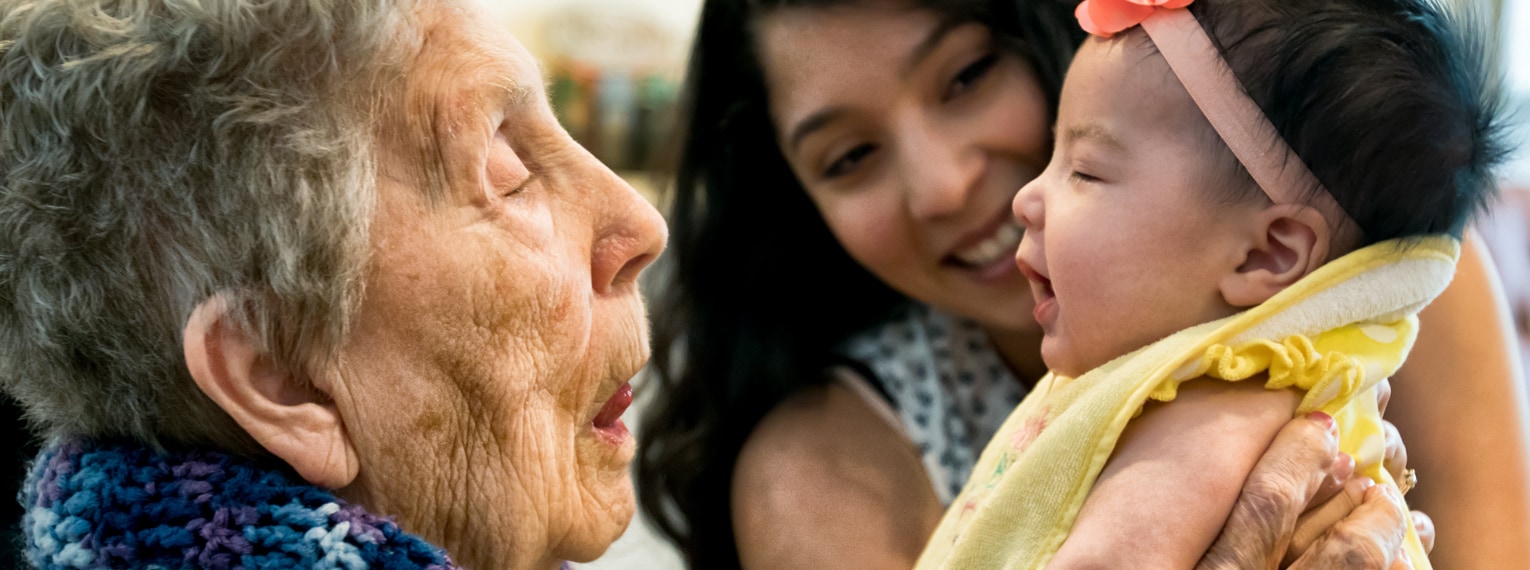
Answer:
[{"xmin": 914, "ymin": 0, "xmax": 1505, "ymax": 567}]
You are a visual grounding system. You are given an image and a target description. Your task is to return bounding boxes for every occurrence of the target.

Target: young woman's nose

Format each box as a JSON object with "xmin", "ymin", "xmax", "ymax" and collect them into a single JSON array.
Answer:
[
  {"xmin": 1013, "ymin": 175, "xmax": 1044, "ymax": 231},
  {"xmin": 901, "ymin": 126, "xmax": 983, "ymax": 221}
]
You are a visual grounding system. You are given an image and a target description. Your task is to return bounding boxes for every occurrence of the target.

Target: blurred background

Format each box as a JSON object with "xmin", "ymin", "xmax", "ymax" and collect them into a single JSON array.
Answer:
[
  {"xmin": 1487, "ymin": 0, "xmax": 1530, "ymax": 373},
  {"xmin": 480, "ymin": 0, "xmax": 702, "ymax": 203}
]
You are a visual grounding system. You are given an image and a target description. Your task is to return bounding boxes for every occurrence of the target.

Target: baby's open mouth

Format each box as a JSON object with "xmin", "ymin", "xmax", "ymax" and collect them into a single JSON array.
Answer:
[{"xmin": 1016, "ymin": 259, "xmax": 1054, "ymax": 300}]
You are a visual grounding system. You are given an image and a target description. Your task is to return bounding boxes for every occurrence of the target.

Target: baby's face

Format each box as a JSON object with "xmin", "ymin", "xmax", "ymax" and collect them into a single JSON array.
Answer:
[{"xmin": 1012, "ymin": 34, "xmax": 1263, "ymax": 378}]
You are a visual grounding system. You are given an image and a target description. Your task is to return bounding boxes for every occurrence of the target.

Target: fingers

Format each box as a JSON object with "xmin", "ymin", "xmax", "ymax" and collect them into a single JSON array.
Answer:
[
  {"xmin": 1198, "ymin": 413, "xmax": 1342, "ymax": 570},
  {"xmin": 1379, "ymin": 422, "xmax": 1414, "ymax": 500},
  {"xmin": 1382, "ymin": 420, "xmax": 1408, "ymax": 484},
  {"xmin": 1288, "ymin": 485, "xmax": 1409, "ymax": 569},
  {"xmin": 1412, "ymin": 511, "xmax": 1435, "ymax": 554},
  {"xmin": 1312, "ymin": 451, "xmax": 1356, "ymax": 509},
  {"xmin": 1287, "ymin": 475, "xmax": 1372, "ymax": 565},
  {"xmin": 1375, "ymin": 378, "xmax": 1392, "ymax": 416}
]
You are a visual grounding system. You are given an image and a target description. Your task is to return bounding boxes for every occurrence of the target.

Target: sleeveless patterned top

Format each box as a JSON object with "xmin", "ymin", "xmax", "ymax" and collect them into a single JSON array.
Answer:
[{"xmin": 838, "ymin": 304, "xmax": 1031, "ymax": 503}]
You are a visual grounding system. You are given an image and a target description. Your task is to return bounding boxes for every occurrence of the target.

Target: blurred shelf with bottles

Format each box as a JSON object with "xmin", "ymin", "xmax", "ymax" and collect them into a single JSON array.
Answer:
[{"xmin": 483, "ymin": 0, "xmax": 701, "ymax": 204}]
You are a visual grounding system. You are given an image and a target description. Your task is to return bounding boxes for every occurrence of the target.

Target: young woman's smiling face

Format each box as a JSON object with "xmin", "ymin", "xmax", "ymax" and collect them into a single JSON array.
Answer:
[{"xmin": 757, "ymin": 5, "xmax": 1051, "ymax": 333}]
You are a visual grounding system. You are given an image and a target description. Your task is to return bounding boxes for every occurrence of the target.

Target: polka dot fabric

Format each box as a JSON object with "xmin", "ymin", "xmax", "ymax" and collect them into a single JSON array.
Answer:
[{"xmin": 840, "ymin": 304, "xmax": 1029, "ymax": 504}]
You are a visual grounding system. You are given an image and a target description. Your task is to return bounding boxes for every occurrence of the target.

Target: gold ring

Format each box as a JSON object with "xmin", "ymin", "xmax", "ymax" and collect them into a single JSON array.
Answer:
[{"xmin": 1399, "ymin": 468, "xmax": 1418, "ymax": 495}]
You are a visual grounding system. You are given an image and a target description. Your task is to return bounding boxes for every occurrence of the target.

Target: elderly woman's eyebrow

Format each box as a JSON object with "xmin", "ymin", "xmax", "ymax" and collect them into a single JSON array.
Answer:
[{"xmin": 480, "ymin": 74, "xmax": 538, "ymax": 113}]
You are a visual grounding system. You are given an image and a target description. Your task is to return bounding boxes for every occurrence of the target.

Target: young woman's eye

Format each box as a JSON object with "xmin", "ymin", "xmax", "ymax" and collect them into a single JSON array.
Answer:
[
  {"xmin": 948, "ymin": 53, "xmax": 998, "ymax": 98},
  {"xmin": 823, "ymin": 143, "xmax": 876, "ymax": 179}
]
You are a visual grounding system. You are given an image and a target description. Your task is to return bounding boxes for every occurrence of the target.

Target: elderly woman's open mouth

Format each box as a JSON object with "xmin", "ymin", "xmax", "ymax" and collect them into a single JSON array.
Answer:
[{"xmin": 593, "ymin": 382, "xmax": 634, "ymax": 441}]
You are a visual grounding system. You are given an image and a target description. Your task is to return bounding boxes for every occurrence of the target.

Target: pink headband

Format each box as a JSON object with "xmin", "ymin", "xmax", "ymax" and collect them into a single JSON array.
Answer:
[{"xmin": 1077, "ymin": 0, "xmax": 1358, "ymax": 235}]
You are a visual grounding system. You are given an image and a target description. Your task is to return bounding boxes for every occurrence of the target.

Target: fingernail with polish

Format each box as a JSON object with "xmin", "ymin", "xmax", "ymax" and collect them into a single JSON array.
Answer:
[{"xmin": 1307, "ymin": 411, "xmax": 1336, "ymax": 434}]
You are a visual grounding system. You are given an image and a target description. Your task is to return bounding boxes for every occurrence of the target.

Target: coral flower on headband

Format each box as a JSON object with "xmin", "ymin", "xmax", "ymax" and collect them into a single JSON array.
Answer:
[{"xmin": 1076, "ymin": 0, "xmax": 1193, "ymax": 37}]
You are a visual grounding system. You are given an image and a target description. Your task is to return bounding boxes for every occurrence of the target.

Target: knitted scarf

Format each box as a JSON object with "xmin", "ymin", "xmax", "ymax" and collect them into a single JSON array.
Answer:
[{"xmin": 20, "ymin": 439, "xmax": 461, "ymax": 569}]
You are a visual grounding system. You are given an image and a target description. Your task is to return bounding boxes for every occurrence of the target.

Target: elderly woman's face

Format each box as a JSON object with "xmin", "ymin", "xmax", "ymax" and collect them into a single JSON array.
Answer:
[{"xmin": 328, "ymin": 3, "xmax": 666, "ymax": 567}]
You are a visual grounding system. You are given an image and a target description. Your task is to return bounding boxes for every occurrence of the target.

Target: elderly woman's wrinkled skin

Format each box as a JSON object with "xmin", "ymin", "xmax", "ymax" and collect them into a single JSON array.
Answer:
[{"xmin": 261, "ymin": 3, "xmax": 664, "ymax": 568}]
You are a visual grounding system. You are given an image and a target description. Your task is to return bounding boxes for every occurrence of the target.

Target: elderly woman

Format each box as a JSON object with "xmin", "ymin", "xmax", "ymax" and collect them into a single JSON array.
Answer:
[{"xmin": 0, "ymin": 0, "xmax": 664, "ymax": 568}]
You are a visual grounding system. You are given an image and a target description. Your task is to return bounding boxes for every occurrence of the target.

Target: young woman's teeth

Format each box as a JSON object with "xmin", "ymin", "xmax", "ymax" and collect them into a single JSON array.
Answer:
[{"xmin": 955, "ymin": 222, "xmax": 1024, "ymax": 267}]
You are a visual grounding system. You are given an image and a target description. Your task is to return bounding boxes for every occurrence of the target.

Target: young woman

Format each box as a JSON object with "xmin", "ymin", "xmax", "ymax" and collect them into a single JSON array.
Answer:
[{"xmin": 638, "ymin": 0, "xmax": 1530, "ymax": 567}]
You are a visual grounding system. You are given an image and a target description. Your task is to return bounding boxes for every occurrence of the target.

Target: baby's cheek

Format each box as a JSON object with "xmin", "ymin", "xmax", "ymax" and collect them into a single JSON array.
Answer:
[{"xmin": 1059, "ymin": 268, "xmax": 1142, "ymax": 364}]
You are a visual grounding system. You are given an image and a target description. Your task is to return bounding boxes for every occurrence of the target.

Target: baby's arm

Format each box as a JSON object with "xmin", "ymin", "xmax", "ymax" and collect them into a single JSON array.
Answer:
[{"xmin": 1046, "ymin": 378, "xmax": 1304, "ymax": 569}]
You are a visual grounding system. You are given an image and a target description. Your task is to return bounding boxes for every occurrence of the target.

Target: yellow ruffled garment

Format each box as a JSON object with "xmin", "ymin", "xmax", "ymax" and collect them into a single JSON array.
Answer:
[{"xmin": 915, "ymin": 236, "xmax": 1459, "ymax": 570}]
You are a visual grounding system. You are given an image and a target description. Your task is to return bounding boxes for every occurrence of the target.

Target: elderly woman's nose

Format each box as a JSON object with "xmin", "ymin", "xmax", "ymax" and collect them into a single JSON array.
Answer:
[{"xmin": 590, "ymin": 170, "xmax": 668, "ymax": 295}]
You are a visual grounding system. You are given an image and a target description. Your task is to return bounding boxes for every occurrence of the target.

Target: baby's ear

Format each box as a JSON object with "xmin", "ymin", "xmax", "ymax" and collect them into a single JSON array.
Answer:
[{"xmin": 1219, "ymin": 204, "xmax": 1332, "ymax": 307}]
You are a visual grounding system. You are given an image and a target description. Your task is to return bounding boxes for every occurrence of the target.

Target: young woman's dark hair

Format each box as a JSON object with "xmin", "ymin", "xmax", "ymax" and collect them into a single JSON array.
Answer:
[{"xmin": 635, "ymin": 0, "xmax": 1083, "ymax": 567}]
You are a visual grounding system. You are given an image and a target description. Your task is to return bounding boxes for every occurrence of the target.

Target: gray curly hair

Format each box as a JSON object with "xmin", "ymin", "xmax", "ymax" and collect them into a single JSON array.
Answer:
[{"xmin": 0, "ymin": 0, "xmax": 417, "ymax": 455}]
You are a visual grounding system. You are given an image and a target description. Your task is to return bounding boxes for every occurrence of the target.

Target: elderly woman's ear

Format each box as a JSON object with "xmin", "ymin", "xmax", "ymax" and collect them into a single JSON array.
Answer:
[{"xmin": 182, "ymin": 293, "xmax": 360, "ymax": 489}]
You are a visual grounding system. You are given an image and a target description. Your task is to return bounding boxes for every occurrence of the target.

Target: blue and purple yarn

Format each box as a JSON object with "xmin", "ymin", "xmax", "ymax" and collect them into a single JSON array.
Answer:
[{"xmin": 21, "ymin": 440, "xmax": 459, "ymax": 569}]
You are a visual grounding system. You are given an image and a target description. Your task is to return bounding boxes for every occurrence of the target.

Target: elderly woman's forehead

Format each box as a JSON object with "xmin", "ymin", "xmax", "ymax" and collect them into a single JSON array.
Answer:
[
  {"xmin": 374, "ymin": 1, "xmax": 541, "ymax": 157},
  {"xmin": 369, "ymin": 1, "xmax": 542, "ymax": 187},
  {"xmin": 408, "ymin": 1, "xmax": 540, "ymax": 100}
]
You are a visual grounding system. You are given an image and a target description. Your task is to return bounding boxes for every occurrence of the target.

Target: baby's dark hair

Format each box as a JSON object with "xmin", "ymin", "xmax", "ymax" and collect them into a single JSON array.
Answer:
[{"xmin": 1189, "ymin": 0, "xmax": 1509, "ymax": 244}]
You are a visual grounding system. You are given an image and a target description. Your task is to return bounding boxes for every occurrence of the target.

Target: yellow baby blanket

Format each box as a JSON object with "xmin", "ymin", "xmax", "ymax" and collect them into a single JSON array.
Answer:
[{"xmin": 915, "ymin": 236, "xmax": 1458, "ymax": 569}]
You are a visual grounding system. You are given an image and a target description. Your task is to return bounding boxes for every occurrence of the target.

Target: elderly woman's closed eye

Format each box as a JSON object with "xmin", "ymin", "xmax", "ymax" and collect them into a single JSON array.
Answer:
[{"xmin": 0, "ymin": 1, "xmax": 666, "ymax": 569}]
